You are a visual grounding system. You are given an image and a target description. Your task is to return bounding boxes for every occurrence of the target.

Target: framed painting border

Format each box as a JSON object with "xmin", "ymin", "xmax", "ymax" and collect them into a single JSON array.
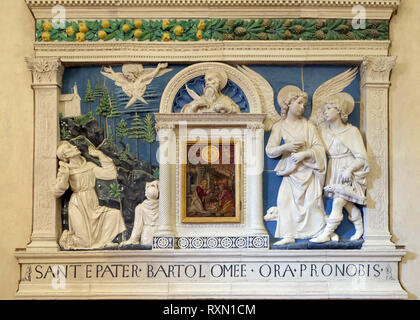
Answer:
[{"xmin": 180, "ymin": 139, "xmax": 242, "ymax": 224}]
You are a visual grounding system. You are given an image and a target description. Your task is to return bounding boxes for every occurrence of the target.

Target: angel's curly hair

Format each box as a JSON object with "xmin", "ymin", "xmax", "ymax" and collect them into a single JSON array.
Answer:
[
  {"xmin": 280, "ymin": 92, "xmax": 308, "ymax": 119},
  {"xmin": 322, "ymin": 94, "xmax": 354, "ymax": 124}
]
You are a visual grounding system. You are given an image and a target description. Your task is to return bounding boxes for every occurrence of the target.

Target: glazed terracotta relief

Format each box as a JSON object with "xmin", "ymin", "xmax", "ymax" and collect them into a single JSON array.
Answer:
[{"xmin": 58, "ymin": 63, "xmax": 365, "ymax": 250}]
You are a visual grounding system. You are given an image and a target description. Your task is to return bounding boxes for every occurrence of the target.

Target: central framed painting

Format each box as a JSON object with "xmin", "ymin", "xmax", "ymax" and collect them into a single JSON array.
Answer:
[{"xmin": 181, "ymin": 139, "xmax": 242, "ymax": 223}]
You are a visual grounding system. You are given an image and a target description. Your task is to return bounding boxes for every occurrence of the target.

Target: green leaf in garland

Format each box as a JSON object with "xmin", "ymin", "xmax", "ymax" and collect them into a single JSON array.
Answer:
[
  {"xmin": 326, "ymin": 30, "xmax": 343, "ymax": 40},
  {"xmin": 125, "ymin": 30, "xmax": 134, "ymax": 40},
  {"xmin": 36, "ymin": 21, "xmax": 43, "ymax": 32},
  {"xmin": 138, "ymin": 31, "xmax": 150, "ymax": 41},
  {"xmin": 104, "ymin": 31, "xmax": 116, "ymax": 41},
  {"xmin": 85, "ymin": 30, "xmax": 95, "ymax": 40}
]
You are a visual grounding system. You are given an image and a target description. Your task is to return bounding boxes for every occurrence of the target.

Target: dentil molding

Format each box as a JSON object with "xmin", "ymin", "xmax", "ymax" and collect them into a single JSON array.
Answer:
[{"xmin": 26, "ymin": 0, "xmax": 400, "ymax": 20}]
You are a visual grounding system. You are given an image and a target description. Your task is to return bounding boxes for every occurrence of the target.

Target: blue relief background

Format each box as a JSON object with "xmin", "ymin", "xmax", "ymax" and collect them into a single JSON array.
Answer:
[{"xmin": 62, "ymin": 63, "xmax": 361, "ymax": 245}]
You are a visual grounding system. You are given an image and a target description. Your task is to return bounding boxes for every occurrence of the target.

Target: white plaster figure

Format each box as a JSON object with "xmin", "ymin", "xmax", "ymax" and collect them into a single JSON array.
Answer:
[
  {"xmin": 181, "ymin": 70, "xmax": 241, "ymax": 113},
  {"xmin": 120, "ymin": 180, "xmax": 159, "ymax": 246},
  {"xmin": 101, "ymin": 63, "xmax": 172, "ymax": 108},
  {"xmin": 310, "ymin": 93, "xmax": 369, "ymax": 243},
  {"xmin": 53, "ymin": 141, "xmax": 126, "ymax": 249},
  {"xmin": 265, "ymin": 86, "xmax": 327, "ymax": 245}
]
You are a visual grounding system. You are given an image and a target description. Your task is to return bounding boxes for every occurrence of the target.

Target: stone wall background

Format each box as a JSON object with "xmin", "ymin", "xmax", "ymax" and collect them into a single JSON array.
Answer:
[{"xmin": 0, "ymin": 0, "xmax": 419, "ymax": 299}]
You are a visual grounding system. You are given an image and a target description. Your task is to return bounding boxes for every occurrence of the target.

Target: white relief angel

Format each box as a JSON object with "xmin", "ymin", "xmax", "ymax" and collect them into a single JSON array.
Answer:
[
  {"xmin": 308, "ymin": 74, "xmax": 369, "ymax": 243},
  {"xmin": 238, "ymin": 66, "xmax": 327, "ymax": 245},
  {"xmin": 101, "ymin": 63, "xmax": 172, "ymax": 109},
  {"xmin": 238, "ymin": 65, "xmax": 362, "ymax": 245}
]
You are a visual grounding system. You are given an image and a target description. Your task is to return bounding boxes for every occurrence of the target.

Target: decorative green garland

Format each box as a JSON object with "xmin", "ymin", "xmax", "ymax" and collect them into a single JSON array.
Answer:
[{"xmin": 36, "ymin": 18, "xmax": 389, "ymax": 42}]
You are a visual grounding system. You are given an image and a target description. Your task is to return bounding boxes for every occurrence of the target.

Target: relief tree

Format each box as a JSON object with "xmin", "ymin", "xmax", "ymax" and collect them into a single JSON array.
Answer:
[
  {"xmin": 95, "ymin": 86, "xmax": 112, "ymax": 134},
  {"xmin": 116, "ymin": 118, "xmax": 129, "ymax": 151},
  {"xmin": 140, "ymin": 113, "xmax": 156, "ymax": 173},
  {"xmin": 84, "ymin": 79, "xmax": 95, "ymax": 112},
  {"xmin": 108, "ymin": 95, "xmax": 122, "ymax": 143},
  {"xmin": 128, "ymin": 113, "xmax": 143, "ymax": 159}
]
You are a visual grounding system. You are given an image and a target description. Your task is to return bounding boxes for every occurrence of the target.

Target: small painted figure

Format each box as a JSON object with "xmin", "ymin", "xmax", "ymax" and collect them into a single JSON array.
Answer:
[
  {"xmin": 216, "ymin": 178, "xmax": 235, "ymax": 216},
  {"xmin": 310, "ymin": 93, "xmax": 369, "ymax": 243},
  {"xmin": 120, "ymin": 180, "xmax": 159, "ymax": 247},
  {"xmin": 53, "ymin": 141, "xmax": 126, "ymax": 249},
  {"xmin": 196, "ymin": 178, "xmax": 211, "ymax": 204}
]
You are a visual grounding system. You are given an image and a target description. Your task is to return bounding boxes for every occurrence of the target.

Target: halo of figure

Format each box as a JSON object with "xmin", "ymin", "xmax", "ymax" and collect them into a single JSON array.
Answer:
[
  {"xmin": 53, "ymin": 141, "xmax": 126, "ymax": 249},
  {"xmin": 101, "ymin": 63, "xmax": 172, "ymax": 109},
  {"xmin": 181, "ymin": 70, "xmax": 241, "ymax": 114},
  {"xmin": 120, "ymin": 180, "xmax": 159, "ymax": 247},
  {"xmin": 310, "ymin": 92, "xmax": 369, "ymax": 243}
]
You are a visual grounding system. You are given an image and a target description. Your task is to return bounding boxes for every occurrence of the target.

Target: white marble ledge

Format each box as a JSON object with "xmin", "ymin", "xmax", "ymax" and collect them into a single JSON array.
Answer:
[
  {"xmin": 15, "ymin": 248, "xmax": 407, "ymax": 262},
  {"xmin": 155, "ymin": 113, "xmax": 266, "ymax": 127}
]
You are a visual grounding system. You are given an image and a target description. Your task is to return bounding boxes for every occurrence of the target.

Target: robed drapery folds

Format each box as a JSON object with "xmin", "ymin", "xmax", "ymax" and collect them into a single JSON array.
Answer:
[
  {"xmin": 266, "ymin": 119, "xmax": 327, "ymax": 239},
  {"xmin": 321, "ymin": 124, "xmax": 369, "ymax": 205},
  {"xmin": 53, "ymin": 153, "xmax": 126, "ymax": 249}
]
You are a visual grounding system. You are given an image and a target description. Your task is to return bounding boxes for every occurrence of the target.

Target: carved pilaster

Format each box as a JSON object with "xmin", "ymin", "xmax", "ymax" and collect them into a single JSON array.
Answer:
[
  {"xmin": 245, "ymin": 125, "xmax": 267, "ymax": 236},
  {"xmin": 154, "ymin": 123, "xmax": 176, "ymax": 248},
  {"xmin": 360, "ymin": 56, "xmax": 396, "ymax": 250},
  {"xmin": 26, "ymin": 57, "xmax": 64, "ymax": 252}
]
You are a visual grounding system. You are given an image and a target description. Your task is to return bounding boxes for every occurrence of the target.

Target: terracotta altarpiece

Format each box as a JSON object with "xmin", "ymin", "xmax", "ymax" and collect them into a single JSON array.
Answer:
[{"xmin": 15, "ymin": 0, "xmax": 407, "ymax": 299}]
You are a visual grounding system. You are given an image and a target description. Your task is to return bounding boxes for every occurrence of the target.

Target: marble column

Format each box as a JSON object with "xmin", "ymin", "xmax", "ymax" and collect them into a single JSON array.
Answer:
[
  {"xmin": 153, "ymin": 123, "xmax": 176, "ymax": 249},
  {"xmin": 245, "ymin": 124, "xmax": 268, "ymax": 236},
  {"xmin": 360, "ymin": 56, "xmax": 397, "ymax": 250},
  {"xmin": 25, "ymin": 57, "xmax": 64, "ymax": 252}
]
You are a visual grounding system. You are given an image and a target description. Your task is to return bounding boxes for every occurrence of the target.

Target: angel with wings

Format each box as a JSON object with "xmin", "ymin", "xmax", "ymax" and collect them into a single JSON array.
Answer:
[
  {"xmin": 101, "ymin": 63, "xmax": 172, "ymax": 109},
  {"xmin": 238, "ymin": 66, "xmax": 364, "ymax": 245}
]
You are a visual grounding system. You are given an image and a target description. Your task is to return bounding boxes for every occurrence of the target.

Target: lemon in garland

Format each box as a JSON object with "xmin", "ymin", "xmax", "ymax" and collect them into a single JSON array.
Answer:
[
  {"xmin": 196, "ymin": 30, "xmax": 203, "ymax": 40},
  {"xmin": 76, "ymin": 32, "xmax": 85, "ymax": 42},
  {"xmin": 197, "ymin": 20, "xmax": 205, "ymax": 31},
  {"xmin": 78, "ymin": 22, "xmax": 89, "ymax": 33},
  {"xmin": 162, "ymin": 32, "xmax": 171, "ymax": 41},
  {"xmin": 134, "ymin": 19, "xmax": 143, "ymax": 28},
  {"xmin": 174, "ymin": 25, "xmax": 184, "ymax": 36},
  {"xmin": 134, "ymin": 29, "xmax": 143, "ymax": 39},
  {"xmin": 98, "ymin": 30, "xmax": 107, "ymax": 40},
  {"xmin": 66, "ymin": 26, "xmax": 75, "ymax": 37},
  {"xmin": 41, "ymin": 32, "xmax": 50, "ymax": 42},
  {"xmin": 43, "ymin": 21, "xmax": 53, "ymax": 32},
  {"xmin": 122, "ymin": 24, "xmax": 131, "ymax": 33},
  {"xmin": 101, "ymin": 20, "xmax": 110, "ymax": 29},
  {"xmin": 162, "ymin": 20, "xmax": 170, "ymax": 29}
]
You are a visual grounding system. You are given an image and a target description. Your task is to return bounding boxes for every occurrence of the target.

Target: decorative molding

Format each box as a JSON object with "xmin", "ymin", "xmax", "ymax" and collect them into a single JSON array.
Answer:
[
  {"xmin": 26, "ymin": 1, "xmax": 400, "ymax": 20},
  {"xmin": 33, "ymin": 40, "xmax": 391, "ymax": 63},
  {"xmin": 174, "ymin": 235, "xmax": 269, "ymax": 249},
  {"xmin": 25, "ymin": 1, "xmax": 401, "ymax": 7},
  {"xmin": 361, "ymin": 56, "xmax": 397, "ymax": 85},
  {"xmin": 155, "ymin": 113, "xmax": 266, "ymax": 124},
  {"xmin": 153, "ymin": 236, "xmax": 174, "ymax": 249},
  {"xmin": 35, "ymin": 19, "xmax": 389, "ymax": 43},
  {"xmin": 26, "ymin": 57, "xmax": 64, "ymax": 86}
]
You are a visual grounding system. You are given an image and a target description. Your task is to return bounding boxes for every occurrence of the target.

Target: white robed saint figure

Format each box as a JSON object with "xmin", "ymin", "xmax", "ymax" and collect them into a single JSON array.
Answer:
[{"xmin": 53, "ymin": 141, "xmax": 126, "ymax": 249}]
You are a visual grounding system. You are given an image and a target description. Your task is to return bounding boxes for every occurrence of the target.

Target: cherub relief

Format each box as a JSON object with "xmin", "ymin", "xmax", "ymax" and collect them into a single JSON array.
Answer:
[{"xmin": 101, "ymin": 63, "xmax": 172, "ymax": 108}]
